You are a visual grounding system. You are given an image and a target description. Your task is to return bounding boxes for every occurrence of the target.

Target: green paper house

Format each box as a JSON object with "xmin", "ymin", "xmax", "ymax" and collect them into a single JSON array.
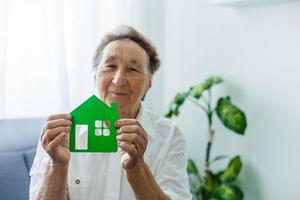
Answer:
[{"xmin": 69, "ymin": 95, "xmax": 119, "ymax": 153}]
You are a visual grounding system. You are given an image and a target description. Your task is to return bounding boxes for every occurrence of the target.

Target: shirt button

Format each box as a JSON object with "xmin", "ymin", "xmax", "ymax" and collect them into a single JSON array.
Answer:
[{"xmin": 75, "ymin": 179, "xmax": 80, "ymax": 184}]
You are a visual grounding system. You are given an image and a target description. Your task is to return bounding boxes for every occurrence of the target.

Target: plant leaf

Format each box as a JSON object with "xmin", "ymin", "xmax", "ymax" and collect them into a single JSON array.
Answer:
[
  {"xmin": 205, "ymin": 76, "xmax": 223, "ymax": 88},
  {"xmin": 218, "ymin": 156, "xmax": 242, "ymax": 183},
  {"xmin": 216, "ymin": 97, "xmax": 247, "ymax": 135},
  {"xmin": 165, "ymin": 109, "xmax": 173, "ymax": 118},
  {"xmin": 189, "ymin": 76, "xmax": 223, "ymax": 99},
  {"xmin": 187, "ymin": 159, "xmax": 199, "ymax": 174},
  {"xmin": 210, "ymin": 155, "xmax": 228, "ymax": 165},
  {"xmin": 190, "ymin": 82, "xmax": 209, "ymax": 99},
  {"xmin": 192, "ymin": 193, "xmax": 200, "ymax": 200},
  {"xmin": 164, "ymin": 91, "xmax": 190, "ymax": 118},
  {"xmin": 188, "ymin": 173, "xmax": 203, "ymax": 196},
  {"xmin": 173, "ymin": 92, "xmax": 187, "ymax": 105},
  {"xmin": 204, "ymin": 171, "xmax": 221, "ymax": 192},
  {"xmin": 165, "ymin": 76, "xmax": 223, "ymax": 118},
  {"xmin": 187, "ymin": 159, "xmax": 203, "ymax": 197},
  {"xmin": 213, "ymin": 185, "xmax": 243, "ymax": 200}
]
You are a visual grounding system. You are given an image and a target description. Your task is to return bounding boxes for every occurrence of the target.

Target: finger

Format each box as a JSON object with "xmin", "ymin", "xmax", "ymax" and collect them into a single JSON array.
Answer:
[
  {"xmin": 117, "ymin": 125, "xmax": 147, "ymax": 141},
  {"xmin": 118, "ymin": 141, "xmax": 138, "ymax": 157},
  {"xmin": 47, "ymin": 113, "xmax": 72, "ymax": 121},
  {"xmin": 42, "ymin": 126, "xmax": 71, "ymax": 146},
  {"xmin": 61, "ymin": 132, "xmax": 70, "ymax": 149},
  {"xmin": 117, "ymin": 133, "xmax": 146, "ymax": 148},
  {"xmin": 117, "ymin": 132, "xmax": 147, "ymax": 156},
  {"xmin": 117, "ymin": 125, "xmax": 141, "ymax": 134},
  {"xmin": 44, "ymin": 119, "xmax": 72, "ymax": 130},
  {"xmin": 46, "ymin": 132, "xmax": 66, "ymax": 153},
  {"xmin": 115, "ymin": 119, "xmax": 141, "ymax": 128}
]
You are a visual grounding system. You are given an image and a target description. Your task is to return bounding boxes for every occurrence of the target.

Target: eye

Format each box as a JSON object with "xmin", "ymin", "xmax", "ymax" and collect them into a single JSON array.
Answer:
[
  {"xmin": 106, "ymin": 64, "xmax": 115, "ymax": 68},
  {"xmin": 103, "ymin": 64, "xmax": 116, "ymax": 70},
  {"xmin": 129, "ymin": 67, "xmax": 138, "ymax": 72}
]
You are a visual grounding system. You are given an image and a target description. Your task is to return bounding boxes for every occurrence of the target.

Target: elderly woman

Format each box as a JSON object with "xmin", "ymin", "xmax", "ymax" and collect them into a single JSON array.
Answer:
[{"xmin": 29, "ymin": 26, "xmax": 192, "ymax": 200}]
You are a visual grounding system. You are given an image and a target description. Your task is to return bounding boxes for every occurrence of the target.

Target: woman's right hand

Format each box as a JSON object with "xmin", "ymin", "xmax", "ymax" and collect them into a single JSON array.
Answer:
[{"xmin": 41, "ymin": 114, "xmax": 72, "ymax": 166}]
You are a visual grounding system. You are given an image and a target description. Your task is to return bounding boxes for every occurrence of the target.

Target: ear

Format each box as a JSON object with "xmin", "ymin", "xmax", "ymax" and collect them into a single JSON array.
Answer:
[
  {"xmin": 144, "ymin": 78, "xmax": 152, "ymax": 95},
  {"xmin": 141, "ymin": 79, "xmax": 152, "ymax": 101}
]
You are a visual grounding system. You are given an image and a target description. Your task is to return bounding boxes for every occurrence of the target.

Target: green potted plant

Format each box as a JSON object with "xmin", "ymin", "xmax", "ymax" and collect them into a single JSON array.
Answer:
[{"xmin": 165, "ymin": 76, "xmax": 247, "ymax": 200}]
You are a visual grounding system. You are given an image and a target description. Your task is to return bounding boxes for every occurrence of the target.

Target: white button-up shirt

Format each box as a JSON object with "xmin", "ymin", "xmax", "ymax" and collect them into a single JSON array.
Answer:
[{"xmin": 30, "ymin": 105, "xmax": 192, "ymax": 200}]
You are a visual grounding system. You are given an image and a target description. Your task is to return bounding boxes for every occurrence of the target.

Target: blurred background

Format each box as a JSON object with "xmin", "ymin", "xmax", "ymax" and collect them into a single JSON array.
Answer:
[{"xmin": 1, "ymin": 0, "xmax": 300, "ymax": 199}]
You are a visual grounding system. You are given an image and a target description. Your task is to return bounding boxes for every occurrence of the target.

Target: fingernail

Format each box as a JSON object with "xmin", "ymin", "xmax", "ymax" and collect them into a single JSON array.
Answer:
[
  {"xmin": 115, "ymin": 121, "xmax": 121, "ymax": 127},
  {"xmin": 116, "ymin": 135, "xmax": 120, "ymax": 140},
  {"xmin": 117, "ymin": 129, "xmax": 121, "ymax": 134}
]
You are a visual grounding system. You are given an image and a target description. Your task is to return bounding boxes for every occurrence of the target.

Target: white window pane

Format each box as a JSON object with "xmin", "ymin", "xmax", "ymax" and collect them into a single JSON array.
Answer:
[
  {"xmin": 75, "ymin": 124, "xmax": 88, "ymax": 150},
  {"xmin": 103, "ymin": 129, "xmax": 110, "ymax": 136},
  {"xmin": 95, "ymin": 129, "xmax": 102, "ymax": 136},
  {"xmin": 95, "ymin": 120, "xmax": 102, "ymax": 128}
]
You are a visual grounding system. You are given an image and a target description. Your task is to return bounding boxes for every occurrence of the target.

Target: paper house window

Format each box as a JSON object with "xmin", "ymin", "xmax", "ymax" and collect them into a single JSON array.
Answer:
[{"xmin": 95, "ymin": 120, "xmax": 110, "ymax": 136}]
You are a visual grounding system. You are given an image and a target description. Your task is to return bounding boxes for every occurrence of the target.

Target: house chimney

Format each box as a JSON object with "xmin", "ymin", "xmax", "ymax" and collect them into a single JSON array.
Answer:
[{"xmin": 110, "ymin": 102, "xmax": 119, "ymax": 120}]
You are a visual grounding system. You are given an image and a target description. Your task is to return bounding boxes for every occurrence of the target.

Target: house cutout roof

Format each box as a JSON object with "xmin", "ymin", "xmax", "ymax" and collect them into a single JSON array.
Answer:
[{"xmin": 69, "ymin": 95, "xmax": 120, "ymax": 153}]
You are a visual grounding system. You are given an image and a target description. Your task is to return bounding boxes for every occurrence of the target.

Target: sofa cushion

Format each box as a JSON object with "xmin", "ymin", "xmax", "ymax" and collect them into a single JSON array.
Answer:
[
  {"xmin": 0, "ymin": 117, "xmax": 44, "ymax": 152},
  {"xmin": 0, "ymin": 152, "xmax": 29, "ymax": 200}
]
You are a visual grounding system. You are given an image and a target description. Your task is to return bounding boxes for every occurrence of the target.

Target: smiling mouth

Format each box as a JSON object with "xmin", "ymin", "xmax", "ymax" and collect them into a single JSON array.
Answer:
[{"xmin": 109, "ymin": 91, "xmax": 128, "ymax": 97}]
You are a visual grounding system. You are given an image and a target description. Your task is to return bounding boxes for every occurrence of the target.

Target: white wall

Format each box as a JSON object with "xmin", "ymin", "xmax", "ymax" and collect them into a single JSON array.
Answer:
[{"xmin": 162, "ymin": 0, "xmax": 300, "ymax": 199}]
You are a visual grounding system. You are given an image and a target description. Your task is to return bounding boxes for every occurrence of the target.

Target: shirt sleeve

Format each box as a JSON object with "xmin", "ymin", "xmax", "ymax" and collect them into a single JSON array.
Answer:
[
  {"xmin": 29, "ymin": 138, "xmax": 50, "ymax": 200},
  {"xmin": 155, "ymin": 126, "xmax": 192, "ymax": 200}
]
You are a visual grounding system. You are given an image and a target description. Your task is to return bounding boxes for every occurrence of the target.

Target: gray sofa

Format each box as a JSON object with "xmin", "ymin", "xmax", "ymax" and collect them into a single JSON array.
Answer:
[{"xmin": 0, "ymin": 117, "xmax": 45, "ymax": 200}]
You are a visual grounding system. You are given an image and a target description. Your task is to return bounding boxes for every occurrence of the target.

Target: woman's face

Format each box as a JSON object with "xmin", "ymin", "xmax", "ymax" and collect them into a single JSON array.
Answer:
[{"xmin": 95, "ymin": 40, "xmax": 152, "ymax": 118}]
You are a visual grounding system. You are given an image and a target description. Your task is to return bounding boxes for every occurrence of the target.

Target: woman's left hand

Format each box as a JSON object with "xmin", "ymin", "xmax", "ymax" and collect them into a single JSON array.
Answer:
[{"xmin": 115, "ymin": 119, "xmax": 148, "ymax": 172}]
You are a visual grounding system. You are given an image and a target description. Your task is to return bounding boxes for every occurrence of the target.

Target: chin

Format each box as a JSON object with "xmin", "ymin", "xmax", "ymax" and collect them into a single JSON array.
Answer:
[{"xmin": 118, "ymin": 107, "xmax": 132, "ymax": 118}]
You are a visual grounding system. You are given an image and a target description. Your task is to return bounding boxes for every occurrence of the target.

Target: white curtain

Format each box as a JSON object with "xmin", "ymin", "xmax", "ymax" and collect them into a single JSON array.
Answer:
[{"xmin": 0, "ymin": 0, "xmax": 163, "ymax": 118}]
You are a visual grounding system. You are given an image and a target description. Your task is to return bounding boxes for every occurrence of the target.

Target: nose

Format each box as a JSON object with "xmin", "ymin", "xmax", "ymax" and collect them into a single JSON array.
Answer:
[{"xmin": 112, "ymin": 68, "xmax": 127, "ymax": 86}]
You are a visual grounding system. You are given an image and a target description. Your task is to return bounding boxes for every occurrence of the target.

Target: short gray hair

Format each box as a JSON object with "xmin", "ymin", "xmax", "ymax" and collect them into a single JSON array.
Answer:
[{"xmin": 92, "ymin": 25, "xmax": 160, "ymax": 75}]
